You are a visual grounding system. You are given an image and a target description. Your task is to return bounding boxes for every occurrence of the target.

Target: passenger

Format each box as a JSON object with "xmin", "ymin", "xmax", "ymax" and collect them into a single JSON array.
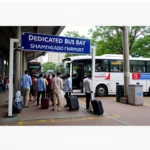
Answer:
[
  {"xmin": 83, "ymin": 74, "xmax": 93, "ymax": 110},
  {"xmin": 64, "ymin": 74, "xmax": 72, "ymax": 108},
  {"xmin": 43, "ymin": 75, "xmax": 48, "ymax": 86},
  {"xmin": 20, "ymin": 70, "xmax": 32, "ymax": 108},
  {"xmin": 30, "ymin": 75, "xmax": 37, "ymax": 101},
  {"xmin": 47, "ymin": 75, "xmax": 50, "ymax": 82},
  {"xmin": 43, "ymin": 75, "xmax": 48, "ymax": 97},
  {"xmin": 51, "ymin": 72, "xmax": 63, "ymax": 112},
  {"xmin": 49, "ymin": 74, "xmax": 55, "ymax": 106},
  {"xmin": 36, "ymin": 74, "xmax": 46, "ymax": 106},
  {"xmin": 46, "ymin": 75, "xmax": 51, "ymax": 98},
  {"xmin": 4, "ymin": 77, "xmax": 9, "ymax": 91}
]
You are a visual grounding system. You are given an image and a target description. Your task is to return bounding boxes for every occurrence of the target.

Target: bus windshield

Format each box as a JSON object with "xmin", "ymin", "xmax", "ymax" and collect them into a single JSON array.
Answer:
[{"xmin": 28, "ymin": 62, "xmax": 41, "ymax": 77}]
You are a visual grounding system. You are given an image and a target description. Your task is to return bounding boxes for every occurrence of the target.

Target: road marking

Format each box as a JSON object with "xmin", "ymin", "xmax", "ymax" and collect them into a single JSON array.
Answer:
[
  {"xmin": 17, "ymin": 121, "xmax": 24, "ymax": 125},
  {"xmin": 112, "ymin": 114, "xmax": 120, "ymax": 118},
  {"xmin": 112, "ymin": 118, "xmax": 129, "ymax": 125},
  {"xmin": 4, "ymin": 100, "xmax": 125, "ymax": 125},
  {"xmin": 50, "ymin": 119, "xmax": 54, "ymax": 123},
  {"xmin": 10, "ymin": 114, "xmax": 121, "ymax": 125},
  {"xmin": 38, "ymin": 120, "xmax": 46, "ymax": 123},
  {"xmin": 82, "ymin": 117, "xmax": 87, "ymax": 120}
]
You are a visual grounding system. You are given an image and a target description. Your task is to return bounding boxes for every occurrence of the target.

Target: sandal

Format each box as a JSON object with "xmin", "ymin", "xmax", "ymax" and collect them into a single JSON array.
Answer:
[
  {"xmin": 57, "ymin": 109, "xmax": 62, "ymax": 112},
  {"xmin": 52, "ymin": 108, "xmax": 55, "ymax": 111}
]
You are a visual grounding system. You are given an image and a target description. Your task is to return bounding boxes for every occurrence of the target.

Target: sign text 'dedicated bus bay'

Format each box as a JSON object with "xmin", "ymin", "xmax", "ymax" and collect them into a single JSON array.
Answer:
[{"xmin": 21, "ymin": 33, "xmax": 90, "ymax": 54}]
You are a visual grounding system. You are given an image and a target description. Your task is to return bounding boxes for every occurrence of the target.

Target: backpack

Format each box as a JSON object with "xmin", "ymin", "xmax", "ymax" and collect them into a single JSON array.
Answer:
[{"xmin": 13, "ymin": 90, "xmax": 23, "ymax": 114}]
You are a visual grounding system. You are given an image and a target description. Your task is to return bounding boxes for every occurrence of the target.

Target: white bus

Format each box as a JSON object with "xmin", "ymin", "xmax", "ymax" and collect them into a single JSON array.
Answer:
[{"xmin": 62, "ymin": 54, "xmax": 150, "ymax": 96}]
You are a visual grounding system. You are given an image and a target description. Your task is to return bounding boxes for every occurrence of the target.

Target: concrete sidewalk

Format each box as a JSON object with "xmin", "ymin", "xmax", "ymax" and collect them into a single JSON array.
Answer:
[
  {"xmin": 1, "ymin": 92, "xmax": 150, "ymax": 126},
  {"xmin": 0, "ymin": 92, "xmax": 108, "ymax": 125}
]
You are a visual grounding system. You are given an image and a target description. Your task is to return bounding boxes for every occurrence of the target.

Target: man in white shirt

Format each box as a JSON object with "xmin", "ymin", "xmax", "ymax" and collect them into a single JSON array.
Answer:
[
  {"xmin": 83, "ymin": 74, "xmax": 93, "ymax": 110},
  {"xmin": 51, "ymin": 72, "xmax": 63, "ymax": 112}
]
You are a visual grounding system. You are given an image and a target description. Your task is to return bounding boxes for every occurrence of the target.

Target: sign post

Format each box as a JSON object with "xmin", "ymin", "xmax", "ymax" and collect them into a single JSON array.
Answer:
[
  {"xmin": 8, "ymin": 38, "xmax": 20, "ymax": 117},
  {"xmin": 90, "ymin": 46, "xmax": 96, "ymax": 112}
]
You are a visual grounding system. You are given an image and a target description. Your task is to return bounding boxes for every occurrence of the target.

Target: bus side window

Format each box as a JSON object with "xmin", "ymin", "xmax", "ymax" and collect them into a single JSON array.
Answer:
[
  {"xmin": 110, "ymin": 60, "xmax": 123, "ymax": 72},
  {"xmin": 147, "ymin": 61, "xmax": 150, "ymax": 72},
  {"xmin": 130, "ymin": 60, "xmax": 137, "ymax": 72},
  {"xmin": 96, "ymin": 59, "xmax": 109, "ymax": 72},
  {"xmin": 138, "ymin": 61, "xmax": 145, "ymax": 72},
  {"xmin": 130, "ymin": 60, "xmax": 146, "ymax": 73}
]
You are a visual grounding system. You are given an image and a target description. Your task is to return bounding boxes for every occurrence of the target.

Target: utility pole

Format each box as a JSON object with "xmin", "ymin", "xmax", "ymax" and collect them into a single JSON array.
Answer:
[{"xmin": 122, "ymin": 26, "xmax": 130, "ymax": 97}]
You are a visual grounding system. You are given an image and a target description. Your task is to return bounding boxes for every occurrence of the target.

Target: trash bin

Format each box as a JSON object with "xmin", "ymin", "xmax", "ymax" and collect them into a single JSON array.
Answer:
[
  {"xmin": 128, "ymin": 84, "xmax": 143, "ymax": 106},
  {"xmin": 116, "ymin": 85, "xmax": 124, "ymax": 102}
]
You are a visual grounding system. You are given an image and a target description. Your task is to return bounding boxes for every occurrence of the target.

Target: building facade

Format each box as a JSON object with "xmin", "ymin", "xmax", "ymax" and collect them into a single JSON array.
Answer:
[
  {"xmin": 31, "ymin": 56, "xmax": 44, "ymax": 64},
  {"xmin": 48, "ymin": 52, "xmax": 65, "ymax": 65}
]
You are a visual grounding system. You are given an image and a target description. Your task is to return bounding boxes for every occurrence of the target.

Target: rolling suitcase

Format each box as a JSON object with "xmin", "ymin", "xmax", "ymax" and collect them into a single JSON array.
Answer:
[
  {"xmin": 91, "ymin": 100, "xmax": 104, "ymax": 115},
  {"xmin": 41, "ymin": 94, "xmax": 49, "ymax": 109},
  {"xmin": 68, "ymin": 92, "xmax": 79, "ymax": 111}
]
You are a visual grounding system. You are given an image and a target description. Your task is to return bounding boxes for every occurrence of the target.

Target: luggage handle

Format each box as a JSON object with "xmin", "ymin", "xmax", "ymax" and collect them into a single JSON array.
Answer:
[
  {"xmin": 68, "ymin": 91, "xmax": 72, "ymax": 98},
  {"xmin": 41, "ymin": 92, "xmax": 47, "ymax": 99}
]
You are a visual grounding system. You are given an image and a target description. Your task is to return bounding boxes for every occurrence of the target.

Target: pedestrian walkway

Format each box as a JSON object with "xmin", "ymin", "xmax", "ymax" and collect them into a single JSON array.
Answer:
[
  {"xmin": 0, "ymin": 92, "xmax": 108, "ymax": 125},
  {"xmin": 2, "ymin": 92, "xmax": 150, "ymax": 126},
  {"xmin": 0, "ymin": 92, "xmax": 8, "ymax": 118}
]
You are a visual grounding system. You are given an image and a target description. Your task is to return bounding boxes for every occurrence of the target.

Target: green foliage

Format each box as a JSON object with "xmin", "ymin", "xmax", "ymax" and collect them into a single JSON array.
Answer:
[
  {"xmin": 88, "ymin": 26, "xmax": 150, "ymax": 57},
  {"xmin": 64, "ymin": 31, "xmax": 86, "ymax": 38},
  {"xmin": 63, "ymin": 26, "xmax": 150, "ymax": 58},
  {"xmin": 42, "ymin": 62, "xmax": 56, "ymax": 73},
  {"xmin": 131, "ymin": 35, "xmax": 150, "ymax": 57},
  {"xmin": 55, "ymin": 65, "xmax": 61, "ymax": 73}
]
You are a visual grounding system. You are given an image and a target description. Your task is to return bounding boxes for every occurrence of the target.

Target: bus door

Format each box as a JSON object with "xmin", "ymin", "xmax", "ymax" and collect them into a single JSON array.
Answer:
[{"xmin": 72, "ymin": 63, "xmax": 84, "ymax": 93}]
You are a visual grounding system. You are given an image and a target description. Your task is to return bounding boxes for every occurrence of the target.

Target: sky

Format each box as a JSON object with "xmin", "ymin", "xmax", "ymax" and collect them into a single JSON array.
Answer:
[
  {"xmin": 43, "ymin": 26, "xmax": 92, "ymax": 63},
  {"xmin": 60, "ymin": 26, "xmax": 91, "ymax": 37}
]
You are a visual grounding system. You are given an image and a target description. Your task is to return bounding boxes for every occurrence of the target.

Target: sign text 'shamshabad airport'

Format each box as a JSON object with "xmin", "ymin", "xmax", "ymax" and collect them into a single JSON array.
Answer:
[{"xmin": 21, "ymin": 33, "xmax": 90, "ymax": 54}]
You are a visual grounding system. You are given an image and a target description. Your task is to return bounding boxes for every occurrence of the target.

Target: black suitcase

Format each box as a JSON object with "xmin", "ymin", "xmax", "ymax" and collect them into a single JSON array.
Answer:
[
  {"xmin": 91, "ymin": 100, "xmax": 104, "ymax": 115},
  {"xmin": 68, "ymin": 93, "xmax": 79, "ymax": 111}
]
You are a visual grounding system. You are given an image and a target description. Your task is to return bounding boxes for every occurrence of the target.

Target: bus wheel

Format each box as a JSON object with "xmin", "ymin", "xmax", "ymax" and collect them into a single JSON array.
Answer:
[{"xmin": 96, "ymin": 84, "xmax": 108, "ymax": 96}]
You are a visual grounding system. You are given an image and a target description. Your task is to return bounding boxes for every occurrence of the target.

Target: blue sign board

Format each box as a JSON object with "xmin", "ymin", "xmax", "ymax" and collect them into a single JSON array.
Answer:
[{"xmin": 21, "ymin": 32, "xmax": 90, "ymax": 54}]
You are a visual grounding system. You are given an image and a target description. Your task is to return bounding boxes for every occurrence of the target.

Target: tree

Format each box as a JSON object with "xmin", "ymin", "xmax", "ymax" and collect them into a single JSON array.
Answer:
[
  {"xmin": 64, "ymin": 31, "xmax": 86, "ymax": 38},
  {"xmin": 55, "ymin": 65, "xmax": 61, "ymax": 73},
  {"xmin": 88, "ymin": 26, "xmax": 150, "ymax": 57},
  {"xmin": 64, "ymin": 31, "xmax": 88, "ymax": 58},
  {"xmin": 131, "ymin": 35, "xmax": 150, "ymax": 57},
  {"xmin": 42, "ymin": 62, "xmax": 56, "ymax": 73}
]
